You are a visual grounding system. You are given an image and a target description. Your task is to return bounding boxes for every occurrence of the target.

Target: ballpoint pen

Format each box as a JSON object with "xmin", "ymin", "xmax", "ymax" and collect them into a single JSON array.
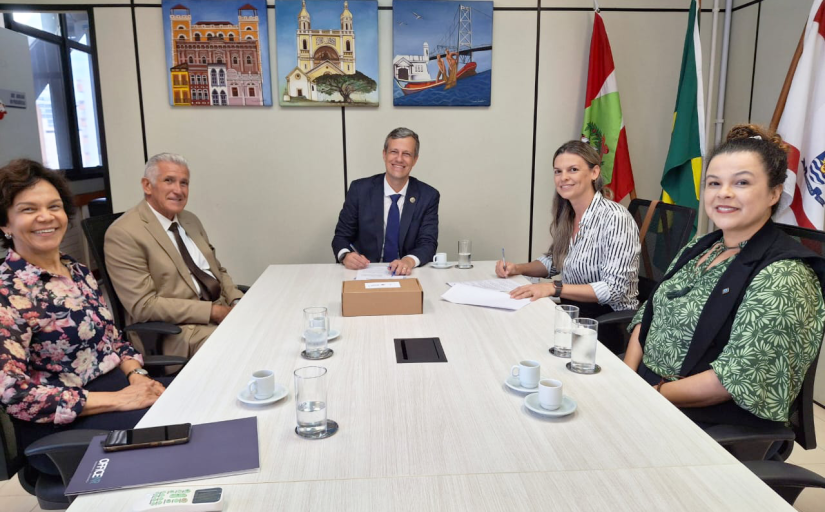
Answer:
[{"xmin": 501, "ymin": 248, "xmax": 506, "ymax": 272}]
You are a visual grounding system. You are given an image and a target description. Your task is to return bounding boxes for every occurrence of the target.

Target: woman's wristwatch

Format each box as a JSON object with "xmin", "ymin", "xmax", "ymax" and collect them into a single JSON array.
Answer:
[
  {"xmin": 127, "ymin": 368, "xmax": 149, "ymax": 379},
  {"xmin": 553, "ymin": 281, "xmax": 563, "ymax": 298}
]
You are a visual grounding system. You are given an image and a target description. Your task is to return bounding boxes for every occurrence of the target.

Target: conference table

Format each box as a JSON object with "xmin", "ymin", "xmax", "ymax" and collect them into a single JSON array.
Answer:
[{"xmin": 68, "ymin": 262, "xmax": 793, "ymax": 511}]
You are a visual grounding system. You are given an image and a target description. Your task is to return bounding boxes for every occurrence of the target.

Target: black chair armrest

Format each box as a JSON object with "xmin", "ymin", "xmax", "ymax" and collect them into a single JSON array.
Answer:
[
  {"xmin": 236, "ymin": 284, "xmax": 250, "ymax": 293},
  {"xmin": 744, "ymin": 460, "xmax": 825, "ymax": 504},
  {"xmin": 25, "ymin": 430, "xmax": 106, "ymax": 458},
  {"xmin": 745, "ymin": 460, "xmax": 825, "ymax": 488},
  {"xmin": 705, "ymin": 424, "xmax": 795, "ymax": 461},
  {"xmin": 144, "ymin": 355, "xmax": 188, "ymax": 368},
  {"xmin": 123, "ymin": 321, "xmax": 181, "ymax": 336},
  {"xmin": 595, "ymin": 309, "xmax": 637, "ymax": 326},
  {"xmin": 25, "ymin": 429, "xmax": 108, "ymax": 486}
]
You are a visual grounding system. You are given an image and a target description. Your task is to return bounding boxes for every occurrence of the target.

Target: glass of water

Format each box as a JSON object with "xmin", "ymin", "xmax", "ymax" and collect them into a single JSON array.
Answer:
[
  {"xmin": 552, "ymin": 305, "xmax": 579, "ymax": 358},
  {"xmin": 294, "ymin": 366, "xmax": 332, "ymax": 438},
  {"xmin": 303, "ymin": 307, "xmax": 329, "ymax": 358},
  {"xmin": 570, "ymin": 318, "xmax": 599, "ymax": 373},
  {"xmin": 457, "ymin": 239, "xmax": 472, "ymax": 268}
]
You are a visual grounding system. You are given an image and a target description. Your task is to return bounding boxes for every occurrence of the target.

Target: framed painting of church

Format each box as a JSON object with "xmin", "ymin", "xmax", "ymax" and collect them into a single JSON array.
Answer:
[
  {"xmin": 277, "ymin": 0, "xmax": 379, "ymax": 107},
  {"xmin": 392, "ymin": 0, "xmax": 493, "ymax": 106},
  {"xmin": 162, "ymin": 0, "xmax": 273, "ymax": 107}
]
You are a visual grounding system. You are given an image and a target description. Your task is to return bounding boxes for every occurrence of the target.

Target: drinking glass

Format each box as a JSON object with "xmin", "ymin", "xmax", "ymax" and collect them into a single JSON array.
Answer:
[
  {"xmin": 303, "ymin": 307, "xmax": 329, "ymax": 358},
  {"xmin": 457, "ymin": 239, "xmax": 472, "ymax": 268},
  {"xmin": 552, "ymin": 305, "xmax": 579, "ymax": 358},
  {"xmin": 570, "ymin": 318, "xmax": 599, "ymax": 373},
  {"xmin": 294, "ymin": 366, "xmax": 328, "ymax": 437}
]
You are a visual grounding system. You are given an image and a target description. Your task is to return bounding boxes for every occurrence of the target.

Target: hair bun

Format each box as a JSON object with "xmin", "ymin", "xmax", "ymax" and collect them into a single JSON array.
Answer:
[
  {"xmin": 725, "ymin": 123, "xmax": 788, "ymax": 154},
  {"xmin": 726, "ymin": 124, "xmax": 762, "ymax": 142}
]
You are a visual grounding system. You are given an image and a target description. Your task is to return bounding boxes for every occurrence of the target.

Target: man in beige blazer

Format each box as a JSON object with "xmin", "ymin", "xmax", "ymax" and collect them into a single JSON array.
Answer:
[{"xmin": 104, "ymin": 153, "xmax": 243, "ymax": 360}]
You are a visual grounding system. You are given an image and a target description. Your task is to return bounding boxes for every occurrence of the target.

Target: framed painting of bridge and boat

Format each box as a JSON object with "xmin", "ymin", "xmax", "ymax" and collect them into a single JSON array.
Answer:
[
  {"xmin": 392, "ymin": 0, "xmax": 493, "ymax": 107},
  {"xmin": 277, "ymin": 0, "xmax": 379, "ymax": 107}
]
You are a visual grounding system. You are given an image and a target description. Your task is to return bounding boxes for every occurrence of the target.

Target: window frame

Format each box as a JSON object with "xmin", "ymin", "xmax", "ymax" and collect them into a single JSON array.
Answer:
[{"xmin": 2, "ymin": 8, "xmax": 109, "ymax": 182}]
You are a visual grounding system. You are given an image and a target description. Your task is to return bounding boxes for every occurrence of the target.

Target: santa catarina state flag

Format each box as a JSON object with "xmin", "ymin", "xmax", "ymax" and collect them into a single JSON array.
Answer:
[{"xmin": 581, "ymin": 12, "xmax": 635, "ymax": 202}]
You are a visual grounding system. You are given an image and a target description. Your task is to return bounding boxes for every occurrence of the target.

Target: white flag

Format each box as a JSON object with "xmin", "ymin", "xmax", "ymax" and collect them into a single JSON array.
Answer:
[{"xmin": 774, "ymin": 0, "xmax": 825, "ymax": 229}]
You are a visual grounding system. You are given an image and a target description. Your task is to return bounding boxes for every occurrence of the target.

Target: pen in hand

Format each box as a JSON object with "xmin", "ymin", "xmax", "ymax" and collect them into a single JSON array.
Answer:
[{"xmin": 501, "ymin": 248, "xmax": 506, "ymax": 275}]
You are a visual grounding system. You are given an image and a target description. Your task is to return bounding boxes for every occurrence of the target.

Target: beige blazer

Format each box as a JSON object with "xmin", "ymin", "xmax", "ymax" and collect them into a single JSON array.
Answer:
[{"xmin": 104, "ymin": 200, "xmax": 244, "ymax": 358}]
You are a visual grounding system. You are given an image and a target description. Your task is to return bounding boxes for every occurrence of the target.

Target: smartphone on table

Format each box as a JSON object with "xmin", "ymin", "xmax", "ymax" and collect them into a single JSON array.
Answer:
[{"xmin": 102, "ymin": 423, "xmax": 192, "ymax": 453}]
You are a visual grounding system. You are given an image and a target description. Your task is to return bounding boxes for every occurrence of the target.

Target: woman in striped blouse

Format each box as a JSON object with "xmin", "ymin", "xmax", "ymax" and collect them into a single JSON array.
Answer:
[{"xmin": 496, "ymin": 141, "xmax": 640, "ymax": 350}]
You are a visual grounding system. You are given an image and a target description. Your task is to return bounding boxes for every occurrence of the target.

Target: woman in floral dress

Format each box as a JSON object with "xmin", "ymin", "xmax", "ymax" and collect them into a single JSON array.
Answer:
[
  {"xmin": 0, "ymin": 159, "xmax": 170, "ymax": 472},
  {"xmin": 624, "ymin": 125, "xmax": 825, "ymax": 429}
]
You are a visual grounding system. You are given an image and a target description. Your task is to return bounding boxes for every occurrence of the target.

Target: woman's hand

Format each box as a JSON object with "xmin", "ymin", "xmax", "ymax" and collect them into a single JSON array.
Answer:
[
  {"xmin": 113, "ymin": 379, "xmax": 165, "ymax": 412},
  {"xmin": 510, "ymin": 282, "xmax": 555, "ymax": 301},
  {"xmin": 495, "ymin": 260, "xmax": 520, "ymax": 278}
]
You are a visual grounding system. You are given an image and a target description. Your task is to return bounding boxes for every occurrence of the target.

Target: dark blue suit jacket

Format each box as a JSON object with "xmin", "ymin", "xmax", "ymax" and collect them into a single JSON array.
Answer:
[{"xmin": 332, "ymin": 174, "xmax": 439, "ymax": 264}]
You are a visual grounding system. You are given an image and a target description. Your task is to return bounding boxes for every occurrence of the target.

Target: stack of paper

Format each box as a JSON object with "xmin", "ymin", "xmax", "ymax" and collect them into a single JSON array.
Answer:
[
  {"xmin": 441, "ymin": 283, "xmax": 531, "ymax": 311},
  {"xmin": 355, "ymin": 263, "xmax": 410, "ymax": 280},
  {"xmin": 446, "ymin": 279, "xmax": 520, "ymax": 292}
]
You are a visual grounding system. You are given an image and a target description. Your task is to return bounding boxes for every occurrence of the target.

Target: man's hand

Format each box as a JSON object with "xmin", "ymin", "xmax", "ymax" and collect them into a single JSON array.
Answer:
[
  {"xmin": 341, "ymin": 252, "xmax": 370, "ymax": 270},
  {"xmin": 342, "ymin": 251, "xmax": 371, "ymax": 270},
  {"xmin": 388, "ymin": 256, "xmax": 416, "ymax": 276},
  {"xmin": 210, "ymin": 304, "xmax": 232, "ymax": 324}
]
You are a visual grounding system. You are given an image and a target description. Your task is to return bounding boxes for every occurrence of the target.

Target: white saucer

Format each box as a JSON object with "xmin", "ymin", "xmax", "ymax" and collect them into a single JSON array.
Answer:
[
  {"xmin": 431, "ymin": 263, "xmax": 453, "ymax": 269},
  {"xmin": 237, "ymin": 384, "xmax": 288, "ymax": 405},
  {"xmin": 504, "ymin": 375, "xmax": 540, "ymax": 393},
  {"xmin": 524, "ymin": 393, "xmax": 577, "ymax": 417},
  {"xmin": 301, "ymin": 329, "xmax": 341, "ymax": 341}
]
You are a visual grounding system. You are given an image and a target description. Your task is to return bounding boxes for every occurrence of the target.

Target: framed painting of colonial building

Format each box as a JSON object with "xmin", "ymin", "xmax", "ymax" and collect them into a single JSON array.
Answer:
[
  {"xmin": 392, "ymin": 0, "xmax": 493, "ymax": 106},
  {"xmin": 162, "ymin": 0, "xmax": 272, "ymax": 107},
  {"xmin": 277, "ymin": 0, "xmax": 379, "ymax": 107}
]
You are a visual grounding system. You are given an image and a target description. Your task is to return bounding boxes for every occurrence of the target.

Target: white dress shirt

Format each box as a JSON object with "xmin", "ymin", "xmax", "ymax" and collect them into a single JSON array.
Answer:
[
  {"xmin": 338, "ymin": 176, "xmax": 421, "ymax": 267},
  {"xmin": 148, "ymin": 203, "xmax": 218, "ymax": 295}
]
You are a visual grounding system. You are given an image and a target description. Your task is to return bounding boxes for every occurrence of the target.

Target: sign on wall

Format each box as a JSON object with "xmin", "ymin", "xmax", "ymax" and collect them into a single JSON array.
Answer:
[
  {"xmin": 162, "ymin": 0, "xmax": 273, "ymax": 107},
  {"xmin": 0, "ymin": 89, "xmax": 27, "ymax": 108}
]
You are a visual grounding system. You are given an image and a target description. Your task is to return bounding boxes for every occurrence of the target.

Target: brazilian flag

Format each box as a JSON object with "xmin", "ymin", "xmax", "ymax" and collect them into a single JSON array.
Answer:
[{"xmin": 661, "ymin": 0, "xmax": 705, "ymax": 212}]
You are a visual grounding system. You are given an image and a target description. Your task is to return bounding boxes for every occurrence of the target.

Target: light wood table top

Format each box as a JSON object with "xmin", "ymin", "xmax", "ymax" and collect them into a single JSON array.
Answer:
[{"xmin": 67, "ymin": 261, "xmax": 792, "ymax": 511}]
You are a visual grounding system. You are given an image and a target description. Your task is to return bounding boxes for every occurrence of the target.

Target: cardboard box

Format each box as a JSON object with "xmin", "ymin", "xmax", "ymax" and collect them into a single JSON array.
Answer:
[{"xmin": 342, "ymin": 279, "xmax": 423, "ymax": 317}]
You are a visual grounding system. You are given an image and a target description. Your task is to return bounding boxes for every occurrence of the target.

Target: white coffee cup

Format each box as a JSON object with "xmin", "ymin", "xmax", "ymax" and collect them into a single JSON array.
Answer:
[
  {"xmin": 247, "ymin": 370, "xmax": 275, "ymax": 400},
  {"xmin": 538, "ymin": 378, "xmax": 563, "ymax": 410},
  {"xmin": 433, "ymin": 253, "xmax": 447, "ymax": 265},
  {"xmin": 510, "ymin": 360, "xmax": 540, "ymax": 388}
]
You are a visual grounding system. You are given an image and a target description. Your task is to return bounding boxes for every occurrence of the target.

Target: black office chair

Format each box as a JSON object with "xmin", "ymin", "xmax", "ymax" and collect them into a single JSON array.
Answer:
[
  {"xmin": 706, "ymin": 223, "xmax": 825, "ymax": 503},
  {"xmin": 744, "ymin": 460, "xmax": 825, "ymax": 505},
  {"xmin": 81, "ymin": 213, "xmax": 185, "ymax": 368},
  {"xmin": 596, "ymin": 199, "xmax": 697, "ymax": 353},
  {"xmin": 1, "ymin": 407, "xmax": 106, "ymax": 509}
]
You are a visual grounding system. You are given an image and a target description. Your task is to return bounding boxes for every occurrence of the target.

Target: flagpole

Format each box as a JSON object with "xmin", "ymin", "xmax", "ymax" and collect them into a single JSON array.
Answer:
[
  {"xmin": 697, "ymin": 0, "xmax": 721, "ymax": 237},
  {"xmin": 769, "ymin": 26, "xmax": 806, "ymax": 132}
]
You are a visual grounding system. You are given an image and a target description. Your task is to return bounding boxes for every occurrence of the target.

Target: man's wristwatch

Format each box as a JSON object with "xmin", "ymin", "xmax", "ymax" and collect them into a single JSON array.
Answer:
[
  {"xmin": 553, "ymin": 281, "xmax": 563, "ymax": 298},
  {"xmin": 127, "ymin": 368, "xmax": 149, "ymax": 379}
]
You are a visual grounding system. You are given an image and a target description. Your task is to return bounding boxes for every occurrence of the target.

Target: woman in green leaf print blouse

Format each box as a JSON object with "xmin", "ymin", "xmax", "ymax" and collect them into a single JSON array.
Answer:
[{"xmin": 624, "ymin": 125, "xmax": 825, "ymax": 429}]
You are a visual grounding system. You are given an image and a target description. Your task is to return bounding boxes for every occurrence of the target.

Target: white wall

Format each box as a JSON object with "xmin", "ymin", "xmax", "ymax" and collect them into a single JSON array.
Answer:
[
  {"xmin": 0, "ymin": 28, "xmax": 40, "ymax": 162},
  {"xmin": 0, "ymin": 0, "xmax": 800, "ymax": 286}
]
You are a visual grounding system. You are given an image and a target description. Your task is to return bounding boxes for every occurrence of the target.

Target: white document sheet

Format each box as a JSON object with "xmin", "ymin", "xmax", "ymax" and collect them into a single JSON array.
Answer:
[
  {"xmin": 441, "ymin": 283, "xmax": 531, "ymax": 311},
  {"xmin": 446, "ymin": 279, "xmax": 521, "ymax": 292},
  {"xmin": 355, "ymin": 264, "xmax": 410, "ymax": 280}
]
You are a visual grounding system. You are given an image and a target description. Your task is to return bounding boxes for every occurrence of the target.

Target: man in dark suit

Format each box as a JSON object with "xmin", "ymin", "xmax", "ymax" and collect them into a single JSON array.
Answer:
[{"xmin": 332, "ymin": 127, "xmax": 439, "ymax": 276}]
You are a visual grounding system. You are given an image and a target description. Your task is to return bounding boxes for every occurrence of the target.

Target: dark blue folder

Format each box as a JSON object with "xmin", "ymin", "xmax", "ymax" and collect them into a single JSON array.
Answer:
[{"xmin": 65, "ymin": 416, "xmax": 259, "ymax": 495}]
